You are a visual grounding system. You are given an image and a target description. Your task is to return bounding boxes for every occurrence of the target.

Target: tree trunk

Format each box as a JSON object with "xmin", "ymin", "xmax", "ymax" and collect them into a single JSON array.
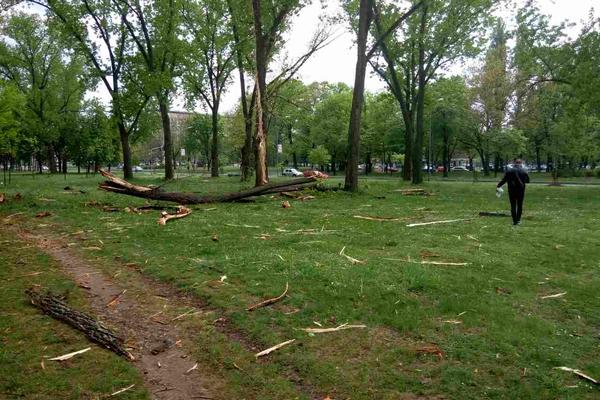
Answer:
[
  {"xmin": 252, "ymin": 0, "xmax": 269, "ymax": 187},
  {"xmin": 344, "ymin": 0, "xmax": 372, "ymax": 192},
  {"xmin": 47, "ymin": 145, "xmax": 57, "ymax": 174},
  {"xmin": 443, "ymin": 126, "xmax": 449, "ymax": 178},
  {"xmin": 411, "ymin": 5, "xmax": 427, "ymax": 185},
  {"xmin": 211, "ymin": 105, "xmax": 220, "ymax": 177},
  {"xmin": 158, "ymin": 96, "xmax": 174, "ymax": 180},
  {"xmin": 118, "ymin": 123, "xmax": 133, "ymax": 179},
  {"xmin": 99, "ymin": 169, "xmax": 320, "ymax": 204}
]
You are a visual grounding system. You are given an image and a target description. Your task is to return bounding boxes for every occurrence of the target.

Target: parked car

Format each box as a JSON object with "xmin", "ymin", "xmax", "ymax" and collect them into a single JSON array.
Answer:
[
  {"xmin": 282, "ymin": 168, "xmax": 303, "ymax": 177},
  {"xmin": 133, "ymin": 166, "xmax": 144, "ymax": 172},
  {"xmin": 451, "ymin": 166, "xmax": 469, "ymax": 172}
]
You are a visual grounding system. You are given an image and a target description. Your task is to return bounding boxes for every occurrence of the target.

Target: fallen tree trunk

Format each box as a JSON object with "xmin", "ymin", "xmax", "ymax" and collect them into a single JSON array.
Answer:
[
  {"xmin": 98, "ymin": 170, "xmax": 321, "ymax": 204},
  {"xmin": 26, "ymin": 288, "xmax": 133, "ymax": 360}
]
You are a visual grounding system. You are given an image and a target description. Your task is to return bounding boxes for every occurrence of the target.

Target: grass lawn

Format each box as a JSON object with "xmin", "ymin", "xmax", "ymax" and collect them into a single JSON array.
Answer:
[
  {"xmin": 1, "ymin": 172, "xmax": 598, "ymax": 399},
  {"xmin": 0, "ymin": 220, "xmax": 147, "ymax": 399}
]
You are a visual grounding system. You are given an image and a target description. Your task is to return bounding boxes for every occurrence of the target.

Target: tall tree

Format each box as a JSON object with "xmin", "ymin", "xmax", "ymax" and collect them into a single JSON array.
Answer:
[
  {"xmin": 370, "ymin": 0, "xmax": 495, "ymax": 183},
  {"xmin": 182, "ymin": 0, "xmax": 236, "ymax": 178},
  {"xmin": 30, "ymin": 0, "xmax": 151, "ymax": 179}
]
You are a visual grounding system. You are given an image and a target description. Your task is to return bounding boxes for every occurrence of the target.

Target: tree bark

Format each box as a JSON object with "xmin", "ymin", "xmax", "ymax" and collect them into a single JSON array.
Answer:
[
  {"xmin": 252, "ymin": 0, "xmax": 269, "ymax": 187},
  {"xmin": 98, "ymin": 170, "xmax": 320, "ymax": 204},
  {"xmin": 158, "ymin": 96, "xmax": 175, "ymax": 180},
  {"xmin": 411, "ymin": 5, "xmax": 428, "ymax": 185},
  {"xmin": 118, "ymin": 123, "xmax": 133, "ymax": 179},
  {"xmin": 26, "ymin": 288, "xmax": 133, "ymax": 360},
  {"xmin": 443, "ymin": 124, "xmax": 449, "ymax": 178},
  {"xmin": 344, "ymin": 0, "xmax": 372, "ymax": 192},
  {"xmin": 211, "ymin": 105, "xmax": 220, "ymax": 177}
]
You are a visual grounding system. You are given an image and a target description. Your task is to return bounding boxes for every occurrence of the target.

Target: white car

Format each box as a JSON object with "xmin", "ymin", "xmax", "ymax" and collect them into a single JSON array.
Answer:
[
  {"xmin": 451, "ymin": 166, "xmax": 469, "ymax": 172},
  {"xmin": 282, "ymin": 168, "xmax": 302, "ymax": 177}
]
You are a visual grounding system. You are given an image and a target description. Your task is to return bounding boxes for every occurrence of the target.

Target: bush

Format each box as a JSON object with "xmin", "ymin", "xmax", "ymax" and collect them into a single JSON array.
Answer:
[{"xmin": 556, "ymin": 168, "xmax": 582, "ymax": 178}]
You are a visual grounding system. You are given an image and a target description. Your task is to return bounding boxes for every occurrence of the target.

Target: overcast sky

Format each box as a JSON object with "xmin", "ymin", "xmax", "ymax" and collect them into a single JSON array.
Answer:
[{"xmin": 7, "ymin": 0, "xmax": 597, "ymax": 113}]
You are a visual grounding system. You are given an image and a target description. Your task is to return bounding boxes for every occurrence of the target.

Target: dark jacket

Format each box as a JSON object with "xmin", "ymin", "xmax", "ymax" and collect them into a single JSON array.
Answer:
[{"xmin": 497, "ymin": 166, "xmax": 530, "ymax": 192}]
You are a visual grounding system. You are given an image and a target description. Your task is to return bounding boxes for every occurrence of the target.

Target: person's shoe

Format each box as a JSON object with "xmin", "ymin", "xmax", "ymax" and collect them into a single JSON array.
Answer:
[{"xmin": 516, "ymin": 221, "xmax": 521, "ymax": 225}]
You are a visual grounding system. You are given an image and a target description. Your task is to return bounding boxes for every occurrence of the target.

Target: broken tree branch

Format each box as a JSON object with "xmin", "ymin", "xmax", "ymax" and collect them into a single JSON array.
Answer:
[
  {"xmin": 299, "ymin": 323, "xmax": 367, "ymax": 334},
  {"xmin": 255, "ymin": 339, "xmax": 296, "ymax": 358},
  {"xmin": 158, "ymin": 206, "xmax": 192, "ymax": 225},
  {"xmin": 246, "ymin": 282, "xmax": 289, "ymax": 311},
  {"xmin": 26, "ymin": 288, "xmax": 133, "ymax": 360},
  {"xmin": 98, "ymin": 170, "xmax": 321, "ymax": 204}
]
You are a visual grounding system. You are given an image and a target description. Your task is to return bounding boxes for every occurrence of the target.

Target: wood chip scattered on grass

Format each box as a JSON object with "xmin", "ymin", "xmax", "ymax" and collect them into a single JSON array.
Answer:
[
  {"xmin": 246, "ymin": 283, "xmax": 289, "ymax": 311},
  {"xmin": 415, "ymin": 345, "xmax": 444, "ymax": 359},
  {"xmin": 255, "ymin": 339, "xmax": 296, "ymax": 358},
  {"xmin": 158, "ymin": 206, "xmax": 192, "ymax": 225},
  {"xmin": 353, "ymin": 215, "xmax": 402, "ymax": 222},
  {"xmin": 35, "ymin": 211, "xmax": 52, "ymax": 218},
  {"xmin": 106, "ymin": 289, "xmax": 127, "ymax": 307},
  {"xmin": 48, "ymin": 347, "xmax": 91, "ymax": 361},
  {"xmin": 442, "ymin": 319, "xmax": 462, "ymax": 324},
  {"xmin": 406, "ymin": 218, "xmax": 471, "ymax": 227},
  {"xmin": 540, "ymin": 292, "xmax": 566, "ymax": 299},
  {"xmin": 299, "ymin": 323, "xmax": 367, "ymax": 334},
  {"xmin": 384, "ymin": 257, "xmax": 469, "ymax": 266},
  {"xmin": 554, "ymin": 367, "xmax": 598, "ymax": 385},
  {"xmin": 110, "ymin": 384, "xmax": 136, "ymax": 397},
  {"xmin": 172, "ymin": 309, "xmax": 200, "ymax": 321},
  {"xmin": 339, "ymin": 246, "xmax": 366, "ymax": 264}
]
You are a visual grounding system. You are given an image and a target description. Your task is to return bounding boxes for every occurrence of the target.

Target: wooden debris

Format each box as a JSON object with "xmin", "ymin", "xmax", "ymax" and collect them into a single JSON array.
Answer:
[
  {"xmin": 14, "ymin": 192, "xmax": 22, "ymax": 200},
  {"xmin": 110, "ymin": 384, "xmax": 136, "ymax": 397},
  {"xmin": 299, "ymin": 323, "xmax": 367, "ymax": 334},
  {"xmin": 540, "ymin": 292, "xmax": 566, "ymax": 299},
  {"xmin": 406, "ymin": 218, "xmax": 471, "ymax": 227},
  {"xmin": 554, "ymin": 366, "xmax": 598, "ymax": 385},
  {"xmin": 26, "ymin": 289, "xmax": 133, "ymax": 359},
  {"xmin": 281, "ymin": 201, "xmax": 291, "ymax": 208},
  {"xmin": 247, "ymin": 283, "xmax": 289, "ymax": 311},
  {"xmin": 339, "ymin": 246, "xmax": 366, "ymax": 264},
  {"xmin": 98, "ymin": 169, "xmax": 320, "ymax": 204},
  {"xmin": 385, "ymin": 257, "xmax": 468, "ymax": 266},
  {"xmin": 172, "ymin": 309, "xmax": 199, "ymax": 321},
  {"xmin": 420, "ymin": 250, "xmax": 440, "ymax": 258},
  {"xmin": 35, "ymin": 211, "xmax": 52, "ymax": 218},
  {"xmin": 495, "ymin": 287, "xmax": 512, "ymax": 295},
  {"xmin": 211, "ymin": 234, "xmax": 219, "ymax": 242},
  {"xmin": 479, "ymin": 211, "xmax": 510, "ymax": 217},
  {"xmin": 415, "ymin": 344, "xmax": 444, "ymax": 359},
  {"xmin": 255, "ymin": 339, "xmax": 296, "ymax": 358},
  {"xmin": 0, "ymin": 193, "xmax": 4, "ymax": 203},
  {"xmin": 394, "ymin": 188, "xmax": 425, "ymax": 194},
  {"xmin": 185, "ymin": 363, "xmax": 198, "ymax": 375},
  {"xmin": 442, "ymin": 319, "xmax": 462, "ymax": 325},
  {"xmin": 106, "ymin": 289, "xmax": 127, "ymax": 307},
  {"xmin": 48, "ymin": 347, "xmax": 91, "ymax": 361},
  {"xmin": 158, "ymin": 206, "xmax": 192, "ymax": 225},
  {"xmin": 353, "ymin": 215, "xmax": 402, "ymax": 222}
]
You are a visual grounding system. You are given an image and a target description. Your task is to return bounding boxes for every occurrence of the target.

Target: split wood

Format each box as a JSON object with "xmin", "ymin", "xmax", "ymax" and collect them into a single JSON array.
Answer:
[
  {"xmin": 554, "ymin": 366, "xmax": 598, "ymax": 385},
  {"xmin": 246, "ymin": 283, "xmax": 289, "ymax": 311},
  {"xmin": 26, "ymin": 288, "xmax": 133, "ymax": 359},
  {"xmin": 48, "ymin": 347, "xmax": 91, "ymax": 361},
  {"xmin": 255, "ymin": 339, "xmax": 296, "ymax": 358},
  {"xmin": 406, "ymin": 218, "xmax": 472, "ymax": 227},
  {"xmin": 158, "ymin": 206, "xmax": 192, "ymax": 225},
  {"xmin": 110, "ymin": 384, "xmax": 136, "ymax": 396},
  {"xmin": 299, "ymin": 323, "xmax": 367, "ymax": 334},
  {"xmin": 353, "ymin": 215, "xmax": 402, "ymax": 222},
  {"xmin": 339, "ymin": 246, "xmax": 366, "ymax": 264},
  {"xmin": 540, "ymin": 292, "xmax": 567, "ymax": 299},
  {"xmin": 383, "ymin": 257, "xmax": 469, "ymax": 266}
]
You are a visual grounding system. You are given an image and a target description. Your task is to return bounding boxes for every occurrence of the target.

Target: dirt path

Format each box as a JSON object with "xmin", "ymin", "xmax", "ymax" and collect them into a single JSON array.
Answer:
[{"xmin": 18, "ymin": 230, "xmax": 215, "ymax": 400}]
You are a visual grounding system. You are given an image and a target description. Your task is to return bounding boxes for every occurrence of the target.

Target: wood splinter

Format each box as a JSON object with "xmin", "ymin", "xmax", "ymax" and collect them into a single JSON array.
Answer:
[
  {"xmin": 246, "ymin": 283, "xmax": 289, "ymax": 311},
  {"xmin": 255, "ymin": 339, "xmax": 296, "ymax": 358}
]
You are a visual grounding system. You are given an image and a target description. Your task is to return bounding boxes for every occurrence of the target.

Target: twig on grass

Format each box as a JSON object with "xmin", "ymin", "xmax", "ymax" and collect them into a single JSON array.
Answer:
[
  {"xmin": 110, "ymin": 384, "xmax": 135, "ymax": 397},
  {"xmin": 339, "ymin": 246, "xmax": 366, "ymax": 264},
  {"xmin": 48, "ymin": 347, "xmax": 91, "ymax": 361},
  {"xmin": 353, "ymin": 215, "xmax": 402, "ymax": 222},
  {"xmin": 540, "ymin": 292, "xmax": 566, "ymax": 299},
  {"xmin": 299, "ymin": 323, "xmax": 367, "ymax": 334},
  {"xmin": 255, "ymin": 339, "xmax": 296, "ymax": 358},
  {"xmin": 246, "ymin": 283, "xmax": 289, "ymax": 311},
  {"xmin": 158, "ymin": 206, "xmax": 192, "ymax": 225},
  {"xmin": 406, "ymin": 218, "xmax": 472, "ymax": 227},
  {"xmin": 554, "ymin": 367, "xmax": 598, "ymax": 385},
  {"xmin": 185, "ymin": 363, "xmax": 198, "ymax": 375}
]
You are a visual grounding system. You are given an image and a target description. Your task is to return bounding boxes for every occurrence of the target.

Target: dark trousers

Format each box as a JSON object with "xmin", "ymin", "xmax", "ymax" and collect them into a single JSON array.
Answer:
[{"xmin": 508, "ymin": 188, "xmax": 525, "ymax": 224}]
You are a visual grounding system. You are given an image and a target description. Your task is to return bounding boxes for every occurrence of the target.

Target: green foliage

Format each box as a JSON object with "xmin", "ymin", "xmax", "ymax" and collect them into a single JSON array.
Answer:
[
  {"xmin": 183, "ymin": 113, "xmax": 212, "ymax": 164},
  {"xmin": 307, "ymin": 144, "xmax": 331, "ymax": 166}
]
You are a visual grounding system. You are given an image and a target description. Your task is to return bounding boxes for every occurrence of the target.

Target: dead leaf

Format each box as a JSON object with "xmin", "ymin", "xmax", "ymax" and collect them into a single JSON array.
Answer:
[{"xmin": 415, "ymin": 345, "xmax": 444, "ymax": 359}]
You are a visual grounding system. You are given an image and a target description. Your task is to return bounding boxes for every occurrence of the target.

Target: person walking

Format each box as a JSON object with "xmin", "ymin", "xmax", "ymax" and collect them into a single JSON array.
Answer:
[{"xmin": 497, "ymin": 159, "xmax": 530, "ymax": 225}]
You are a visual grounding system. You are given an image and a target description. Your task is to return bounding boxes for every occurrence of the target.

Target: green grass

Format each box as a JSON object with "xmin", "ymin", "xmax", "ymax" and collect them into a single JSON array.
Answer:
[
  {"xmin": 1, "ymin": 172, "xmax": 598, "ymax": 399},
  {"xmin": 0, "ymin": 223, "xmax": 147, "ymax": 399}
]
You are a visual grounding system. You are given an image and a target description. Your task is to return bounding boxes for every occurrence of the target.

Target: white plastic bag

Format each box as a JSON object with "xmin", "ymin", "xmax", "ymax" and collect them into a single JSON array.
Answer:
[{"xmin": 496, "ymin": 187, "xmax": 504, "ymax": 198}]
